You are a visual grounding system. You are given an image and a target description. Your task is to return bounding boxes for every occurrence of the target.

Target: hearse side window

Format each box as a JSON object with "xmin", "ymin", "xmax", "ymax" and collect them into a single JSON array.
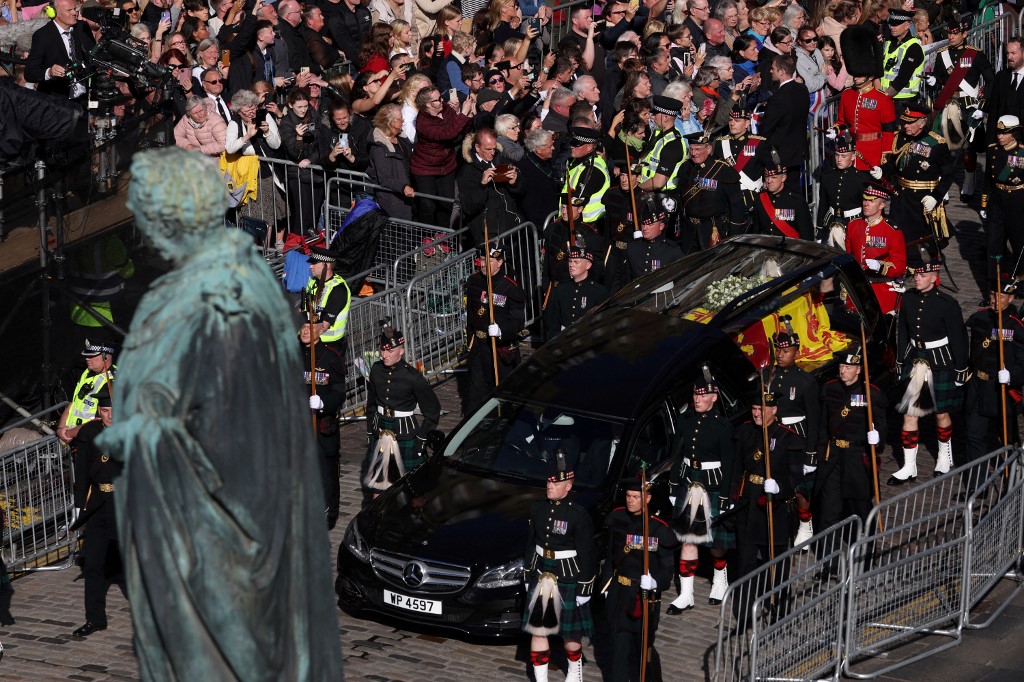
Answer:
[{"xmin": 623, "ymin": 404, "xmax": 675, "ymax": 481}]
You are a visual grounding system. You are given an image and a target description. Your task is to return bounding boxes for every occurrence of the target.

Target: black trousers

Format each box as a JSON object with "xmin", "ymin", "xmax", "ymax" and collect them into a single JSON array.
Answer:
[
  {"xmin": 464, "ymin": 337, "xmax": 519, "ymax": 416},
  {"xmin": 607, "ymin": 583, "xmax": 663, "ymax": 682},
  {"xmin": 986, "ymin": 197, "xmax": 1024, "ymax": 283},
  {"xmin": 83, "ymin": 511, "xmax": 122, "ymax": 626},
  {"xmin": 286, "ymin": 170, "xmax": 325, "ymax": 236},
  {"xmin": 317, "ymin": 429, "xmax": 341, "ymax": 519},
  {"xmin": 414, "ymin": 173, "xmax": 456, "ymax": 228}
]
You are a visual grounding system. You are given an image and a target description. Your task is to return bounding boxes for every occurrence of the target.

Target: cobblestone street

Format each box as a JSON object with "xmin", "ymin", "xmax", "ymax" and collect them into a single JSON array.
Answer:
[{"xmin": 3, "ymin": 187, "xmax": 1024, "ymax": 681}]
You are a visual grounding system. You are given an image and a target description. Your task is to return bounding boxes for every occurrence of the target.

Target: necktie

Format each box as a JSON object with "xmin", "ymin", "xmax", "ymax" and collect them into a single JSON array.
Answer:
[
  {"xmin": 1014, "ymin": 73, "xmax": 1020, "ymax": 90},
  {"xmin": 64, "ymin": 29, "xmax": 77, "ymax": 62},
  {"xmin": 217, "ymin": 97, "xmax": 230, "ymax": 122}
]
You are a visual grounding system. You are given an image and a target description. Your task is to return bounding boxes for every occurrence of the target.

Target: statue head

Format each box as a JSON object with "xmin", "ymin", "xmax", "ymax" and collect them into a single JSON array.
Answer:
[{"xmin": 127, "ymin": 148, "xmax": 227, "ymax": 263}]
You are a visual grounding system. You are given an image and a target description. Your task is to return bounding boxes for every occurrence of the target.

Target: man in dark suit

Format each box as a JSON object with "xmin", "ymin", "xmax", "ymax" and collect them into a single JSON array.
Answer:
[
  {"xmin": 25, "ymin": 0, "xmax": 91, "ymax": 99},
  {"xmin": 758, "ymin": 53, "xmax": 810, "ymax": 191},
  {"xmin": 985, "ymin": 37, "xmax": 1024, "ymax": 145}
]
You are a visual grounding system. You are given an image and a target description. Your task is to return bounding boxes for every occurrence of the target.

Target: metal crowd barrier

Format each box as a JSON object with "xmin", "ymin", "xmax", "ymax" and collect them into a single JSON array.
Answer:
[
  {"xmin": 548, "ymin": 0, "xmax": 594, "ymax": 48},
  {"xmin": 341, "ymin": 286, "xmax": 406, "ymax": 414},
  {"xmin": 843, "ymin": 446, "xmax": 1021, "ymax": 679},
  {"xmin": 0, "ymin": 403, "xmax": 77, "ymax": 573},
  {"xmin": 714, "ymin": 516, "xmax": 862, "ymax": 682}
]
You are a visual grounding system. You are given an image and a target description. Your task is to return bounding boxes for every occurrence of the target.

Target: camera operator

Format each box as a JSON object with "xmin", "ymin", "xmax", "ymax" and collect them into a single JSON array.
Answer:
[{"xmin": 25, "ymin": 0, "xmax": 93, "ymax": 99}]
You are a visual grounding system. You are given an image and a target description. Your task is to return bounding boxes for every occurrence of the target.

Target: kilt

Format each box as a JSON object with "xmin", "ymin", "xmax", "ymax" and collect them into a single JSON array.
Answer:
[
  {"xmin": 898, "ymin": 359, "xmax": 961, "ymax": 414},
  {"xmin": 524, "ymin": 557, "xmax": 593, "ymax": 642},
  {"xmin": 674, "ymin": 480, "xmax": 735, "ymax": 550},
  {"xmin": 368, "ymin": 415, "xmax": 426, "ymax": 473}
]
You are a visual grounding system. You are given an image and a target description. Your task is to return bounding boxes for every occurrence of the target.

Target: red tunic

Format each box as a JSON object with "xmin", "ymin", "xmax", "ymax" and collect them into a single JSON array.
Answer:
[
  {"xmin": 845, "ymin": 215, "xmax": 907, "ymax": 315},
  {"xmin": 836, "ymin": 86, "xmax": 897, "ymax": 171}
]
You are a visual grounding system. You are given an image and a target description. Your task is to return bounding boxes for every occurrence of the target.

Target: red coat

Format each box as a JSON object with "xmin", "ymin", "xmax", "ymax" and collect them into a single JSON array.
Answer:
[
  {"xmin": 836, "ymin": 86, "xmax": 897, "ymax": 171},
  {"xmin": 410, "ymin": 108, "xmax": 473, "ymax": 176},
  {"xmin": 845, "ymin": 215, "xmax": 906, "ymax": 315}
]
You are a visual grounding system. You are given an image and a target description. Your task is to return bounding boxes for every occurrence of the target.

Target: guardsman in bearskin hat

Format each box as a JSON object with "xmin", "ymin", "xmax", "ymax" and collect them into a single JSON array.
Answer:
[
  {"xmin": 678, "ymin": 127, "xmax": 747, "ymax": 252},
  {"xmin": 626, "ymin": 194, "xmax": 684, "ymax": 282},
  {"xmin": 983, "ymin": 116, "xmax": 1024, "ymax": 293},
  {"xmin": 873, "ymin": 104, "xmax": 955, "ymax": 247},
  {"xmin": 542, "ymin": 191, "xmax": 608, "ymax": 290},
  {"xmin": 963, "ymin": 273, "xmax": 1024, "ymax": 489},
  {"xmin": 752, "ymin": 149, "xmax": 813, "ymax": 240},
  {"xmin": 464, "ymin": 246, "xmax": 527, "ymax": 416},
  {"xmin": 844, "ymin": 181, "xmax": 907, "ymax": 316},
  {"xmin": 600, "ymin": 477, "xmax": 677, "ymax": 682},
  {"xmin": 714, "ymin": 107, "xmax": 767, "ymax": 211},
  {"xmin": 815, "ymin": 348, "xmax": 887, "ymax": 541},
  {"xmin": 300, "ymin": 310, "xmax": 348, "ymax": 526},
  {"xmin": 930, "ymin": 12, "xmax": 995, "ymax": 199},
  {"xmin": 880, "ymin": 8, "xmax": 926, "ymax": 116},
  {"xmin": 70, "ymin": 386, "xmax": 124, "ymax": 638},
  {"xmin": 562, "ymin": 125, "xmax": 611, "ymax": 230},
  {"xmin": 666, "ymin": 365, "xmax": 736, "ymax": 615},
  {"xmin": 362, "ymin": 323, "xmax": 441, "ymax": 498},
  {"xmin": 817, "ymin": 131, "xmax": 870, "ymax": 248},
  {"xmin": 523, "ymin": 450, "xmax": 597, "ymax": 682},
  {"xmin": 891, "ymin": 246, "xmax": 969, "ymax": 485},
  {"xmin": 767, "ymin": 320, "xmax": 820, "ymax": 549},
  {"xmin": 544, "ymin": 247, "xmax": 610, "ymax": 336},
  {"xmin": 832, "ymin": 25, "xmax": 897, "ymax": 171}
]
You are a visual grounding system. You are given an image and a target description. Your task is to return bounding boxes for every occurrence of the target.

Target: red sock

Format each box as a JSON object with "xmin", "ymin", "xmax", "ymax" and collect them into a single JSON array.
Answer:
[
  {"xmin": 797, "ymin": 507, "xmax": 813, "ymax": 522},
  {"xmin": 713, "ymin": 557, "xmax": 727, "ymax": 571},
  {"xmin": 901, "ymin": 430, "xmax": 920, "ymax": 448},
  {"xmin": 530, "ymin": 650, "xmax": 550, "ymax": 667},
  {"xmin": 679, "ymin": 559, "xmax": 698, "ymax": 576},
  {"xmin": 566, "ymin": 648, "xmax": 583, "ymax": 662},
  {"xmin": 937, "ymin": 425, "xmax": 953, "ymax": 443}
]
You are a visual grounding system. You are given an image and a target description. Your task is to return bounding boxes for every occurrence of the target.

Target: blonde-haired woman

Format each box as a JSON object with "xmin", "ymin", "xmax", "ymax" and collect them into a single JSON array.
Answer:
[
  {"xmin": 390, "ymin": 19, "xmax": 414, "ymax": 57},
  {"xmin": 368, "ymin": 103, "xmax": 415, "ymax": 220},
  {"xmin": 399, "ymin": 73, "xmax": 432, "ymax": 142}
]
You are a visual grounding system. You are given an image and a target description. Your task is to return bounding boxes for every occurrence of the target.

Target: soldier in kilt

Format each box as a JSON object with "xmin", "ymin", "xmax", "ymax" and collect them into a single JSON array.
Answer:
[
  {"xmin": 523, "ymin": 450, "xmax": 596, "ymax": 682},
  {"xmin": 363, "ymin": 325, "xmax": 442, "ymax": 497},
  {"xmin": 666, "ymin": 365, "xmax": 737, "ymax": 615},
  {"xmin": 890, "ymin": 247, "xmax": 969, "ymax": 485}
]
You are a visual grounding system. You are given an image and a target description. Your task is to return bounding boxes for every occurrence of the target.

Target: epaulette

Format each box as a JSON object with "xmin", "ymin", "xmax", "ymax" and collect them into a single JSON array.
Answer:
[
  {"xmin": 611, "ymin": 506, "xmax": 626, "ymax": 512},
  {"xmin": 988, "ymin": 142, "xmax": 999, "ymax": 148},
  {"xmin": 869, "ymin": 382, "xmax": 882, "ymax": 392},
  {"xmin": 928, "ymin": 131, "xmax": 947, "ymax": 144},
  {"xmin": 749, "ymin": 134, "xmax": 766, "ymax": 141},
  {"xmin": 714, "ymin": 134, "xmax": 731, "ymax": 141},
  {"xmin": 503, "ymin": 274, "xmax": 519, "ymax": 286}
]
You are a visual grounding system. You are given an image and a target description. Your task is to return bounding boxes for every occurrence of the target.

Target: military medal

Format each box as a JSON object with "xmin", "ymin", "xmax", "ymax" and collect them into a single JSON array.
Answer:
[{"xmin": 840, "ymin": 407, "xmax": 850, "ymax": 417}]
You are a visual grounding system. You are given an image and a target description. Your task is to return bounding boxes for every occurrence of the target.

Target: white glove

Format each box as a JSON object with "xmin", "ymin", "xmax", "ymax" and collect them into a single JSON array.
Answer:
[
  {"xmin": 669, "ymin": 496, "xmax": 677, "ymax": 506},
  {"xmin": 488, "ymin": 323, "xmax": 501, "ymax": 337},
  {"xmin": 309, "ymin": 394, "xmax": 324, "ymax": 411},
  {"xmin": 869, "ymin": 166, "xmax": 883, "ymax": 180},
  {"xmin": 763, "ymin": 478, "xmax": 780, "ymax": 494},
  {"xmin": 999, "ymin": 369, "xmax": 1011, "ymax": 384},
  {"xmin": 867, "ymin": 429, "xmax": 880, "ymax": 445},
  {"xmin": 825, "ymin": 127, "xmax": 837, "ymax": 140},
  {"xmin": 972, "ymin": 109, "xmax": 984, "ymax": 121},
  {"xmin": 865, "ymin": 258, "xmax": 881, "ymax": 272},
  {"xmin": 921, "ymin": 195, "xmax": 938, "ymax": 212},
  {"xmin": 576, "ymin": 595, "xmax": 591, "ymax": 606},
  {"xmin": 633, "ymin": 229, "xmax": 643, "ymax": 239},
  {"xmin": 980, "ymin": 210, "xmax": 987, "ymax": 220},
  {"xmin": 640, "ymin": 574, "xmax": 656, "ymax": 590},
  {"xmin": 926, "ymin": 75, "xmax": 937, "ymax": 86},
  {"xmin": 803, "ymin": 464, "xmax": 817, "ymax": 475}
]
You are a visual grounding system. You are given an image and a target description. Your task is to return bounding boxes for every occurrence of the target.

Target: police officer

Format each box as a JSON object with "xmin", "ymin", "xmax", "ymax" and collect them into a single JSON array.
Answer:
[
  {"xmin": 544, "ymin": 247, "xmax": 610, "ymax": 336},
  {"xmin": 678, "ymin": 129, "xmax": 746, "ymax": 252},
  {"xmin": 666, "ymin": 366, "xmax": 736, "ymax": 615},
  {"xmin": 300, "ymin": 313, "xmax": 347, "ymax": 528},
  {"xmin": 874, "ymin": 104, "xmax": 955, "ymax": 247},
  {"xmin": 963, "ymin": 274, "xmax": 1024, "ymax": 490},
  {"xmin": 600, "ymin": 477, "xmax": 677, "ymax": 682},
  {"xmin": 363, "ymin": 324, "xmax": 442, "ymax": 495},
  {"xmin": 57, "ymin": 337, "xmax": 117, "ymax": 445},
  {"xmin": 983, "ymin": 116, "xmax": 1024, "ymax": 289},
  {"xmin": 634, "ymin": 95, "xmax": 688, "ymax": 232},
  {"xmin": 767, "ymin": 324, "xmax": 820, "ymax": 548},
  {"xmin": 303, "ymin": 246, "xmax": 352, "ymax": 354},
  {"xmin": 752, "ymin": 154, "xmax": 813, "ymax": 240},
  {"xmin": 891, "ymin": 247, "xmax": 969, "ymax": 484},
  {"xmin": 714, "ymin": 108, "xmax": 766, "ymax": 212},
  {"xmin": 817, "ymin": 132, "xmax": 869, "ymax": 248},
  {"xmin": 626, "ymin": 194, "xmax": 684, "ymax": 282},
  {"xmin": 815, "ymin": 347, "xmax": 887, "ymax": 538},
  {"xmin": 844, "ymin": 181, "xmax": 907, "ymax": 315},
  {"xmin": 70, "ymin": 388, "xmax": 123, "ymax": 638},
  {"xmin": 880, "ymin": 8, "xmax": 925, "ymax": 116},
  {"xmin": 562, "ymin": 125, "xmax": 611, "ymax": 229},
  {"xmin": 543, "ymin": 193, "xmax": 607, "ymax": 290},
  {"xmin": 523, "ymin": 451, "xmax": 596, "ymax": 682},
  {"xmin": 464, "ymin": 247, "xmax": 527, "ymax": 416},
  {"xmin": 930, "ymin": 13, "xmax": 994, "ymax": 199}
]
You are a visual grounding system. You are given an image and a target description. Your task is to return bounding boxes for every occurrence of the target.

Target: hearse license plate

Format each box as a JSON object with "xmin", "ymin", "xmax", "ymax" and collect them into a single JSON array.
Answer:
[{"xmin": 383, "ymin": 590, "xmax": 442, "ymax": 614}]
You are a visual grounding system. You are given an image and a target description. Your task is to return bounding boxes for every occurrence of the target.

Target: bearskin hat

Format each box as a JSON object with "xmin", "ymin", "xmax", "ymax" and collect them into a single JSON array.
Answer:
[{"xmin": 841, "ymin": 24, "xmax": 883, "ymax": 78}]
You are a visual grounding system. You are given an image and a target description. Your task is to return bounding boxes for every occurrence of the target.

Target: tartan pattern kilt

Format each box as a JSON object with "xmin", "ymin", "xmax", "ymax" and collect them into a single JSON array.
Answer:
[
  {"xmin": 524, "ymin": 556, "xmax": 594, "ymax": 642},
  {"xmin": 704, "ymin": 486, "xmax": 735, "ymax": 550},
  {"xmin": 899, "ymin": 358, "xmax": 962, "ymax": 414},
  {"xmin": 367, "ymin": 415, "xmax": 427, "ymax": 473}
]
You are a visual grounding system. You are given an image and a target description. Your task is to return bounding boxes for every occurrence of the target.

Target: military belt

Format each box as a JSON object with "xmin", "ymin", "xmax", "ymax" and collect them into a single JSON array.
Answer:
[
  {"xmin": 98, "ymin": 483, "xmax": 115, "ymax": 493},
  {"xmin": 977, "ymin": 370, "xmax": 991, "ymax": 381},
  {"xmin": 995, "ymin": 182, "xmax": 1024, "ymax": 192},
  {"xmin": 683, "ymin": 457, "xmax": 721, "ymax": 470},
  {"xmin": 474, "ymin": 330, "xmax": 488, "ymax": 339},
  {"xmin": 913, "ymin": 336, "xmax": 948, "ymax": 349},
  {"xmin": 616, "ymin": 574, "xmax": 634, "ymax": 586},
  {"xmin": 898, "ymin": 178, "xmax": 939, "ymax": 191},
  {"xmin": 688, "ymin": 215, "xmax": 723, "ymax": 225},
  {"xmin": 748, "ymin": 474, "xmax": 765, "ymax": 485},
  {"xmin": 781, "ymin": 415, "xmax": 805, "ymax": 425},
  {"xmin": 378, "ymin": 406, "xmax": 415, "ymax": 418},
  {"xmin": 536, "ymin": 546, "xmax": 577, "ymax": 560},
  {"xmin": 831, "ymin": 438, "xmax": 866, "ymax": 449},
  {"xmin": 856, "ymin": 132, "xmax": 882, "ymax": 142}
]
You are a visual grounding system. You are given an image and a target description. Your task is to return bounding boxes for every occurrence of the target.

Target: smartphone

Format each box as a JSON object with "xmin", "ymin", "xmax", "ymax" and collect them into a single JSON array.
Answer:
[
  {"xmin": 339, "ymin": 133, "xmax": 349, "ymax": 148},
  {"xmin": 221, "ymin": 49, "xmax": 231, "ymax": 67},
  {"xmin": 698, "ymin": 43, "xmax": 706, "ymax": 56},
  {"xmin": 449, "ymin": 87, "xmax": 458, "ymax": 102},
  {"xmin": 161, "ymin": 10, "xmax": 170, "ymax": 23},
  {"xmin": 300, "ymin": 66, "xmax": 310, "ymax": 75}
]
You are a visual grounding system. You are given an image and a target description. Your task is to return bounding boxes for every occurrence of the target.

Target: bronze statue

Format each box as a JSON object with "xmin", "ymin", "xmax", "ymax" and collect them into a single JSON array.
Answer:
[{"xmin": 97, "ymin": 148, "xmax": 342, "ymax": 680}]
